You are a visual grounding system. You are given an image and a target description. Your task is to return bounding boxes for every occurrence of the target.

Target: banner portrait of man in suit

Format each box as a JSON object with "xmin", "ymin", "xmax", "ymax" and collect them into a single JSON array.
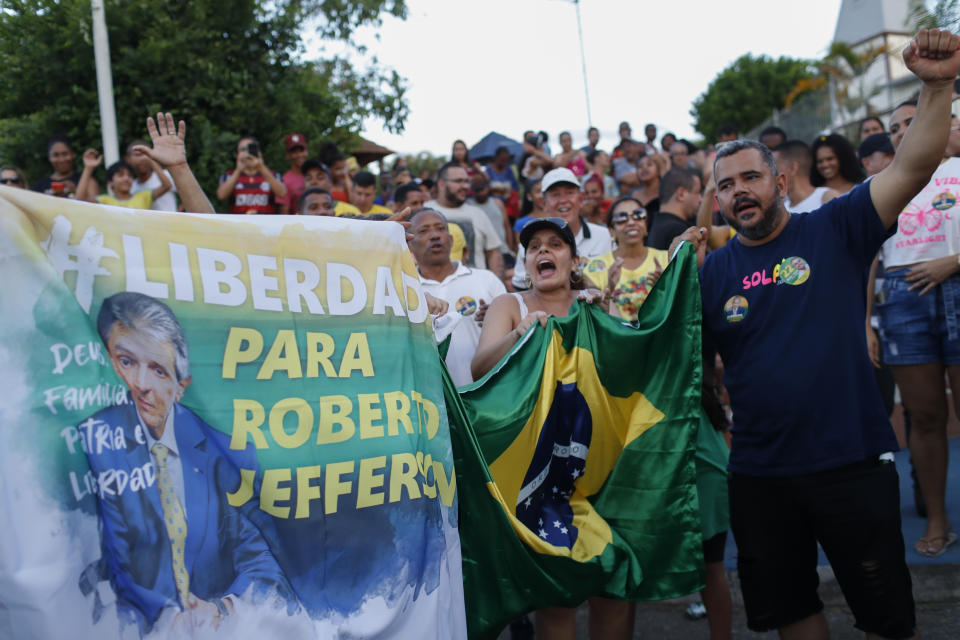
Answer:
[{"xmin": 80, "ymin": 291, "xmax": 293, "ymax": 633}]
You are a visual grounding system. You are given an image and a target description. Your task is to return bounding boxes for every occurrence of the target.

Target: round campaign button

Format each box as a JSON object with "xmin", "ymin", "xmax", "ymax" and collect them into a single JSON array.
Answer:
[
  {"xmin": 456, "ymin": 296, "xmax": 478, "ymax": 316},
  {"xmin": 777, "ymin": 256, "xmax": 811, "ymax": 286},
  {"xmin": 723, "ymin": 295, "xmax": 749, "ymax": 323}
]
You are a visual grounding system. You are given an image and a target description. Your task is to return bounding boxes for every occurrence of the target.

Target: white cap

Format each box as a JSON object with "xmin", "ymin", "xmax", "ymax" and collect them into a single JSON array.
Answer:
[{"xmin": 541, "ymin": 167, "xmax": 581, "ymax": 193}]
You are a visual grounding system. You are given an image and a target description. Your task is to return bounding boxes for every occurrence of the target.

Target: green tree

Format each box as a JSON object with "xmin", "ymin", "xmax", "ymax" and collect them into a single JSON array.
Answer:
[
  {"xmin": 0, "ymin": 0, "xmax": 408, "ymax": 196},
  {"xmin": 691, "ymin": 54, "xmax": 812, "ymax": 143},
  {"xmin": 402, "ymin": 151, "xmax": 447, "ymax": 180}
]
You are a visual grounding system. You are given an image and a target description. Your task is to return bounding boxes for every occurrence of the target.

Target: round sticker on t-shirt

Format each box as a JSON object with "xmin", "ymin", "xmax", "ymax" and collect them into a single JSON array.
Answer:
[
  {"xmin": 932, "ymin": 190, "xmax": 956, "ymax": 211},
  {"xmin": 456, "ymin": 296, "xmax": 478, "ymax": 316},
  {"xmin": 777, "ymin": 256, "xmax": 811, "ymax": 286},
  {"xmin": 723, "ymin": 295, "xmax": 749, "ymax": 323},
  {"xmin": 585, "ymin": 258, "xmax": 606, "ymax": 274}
]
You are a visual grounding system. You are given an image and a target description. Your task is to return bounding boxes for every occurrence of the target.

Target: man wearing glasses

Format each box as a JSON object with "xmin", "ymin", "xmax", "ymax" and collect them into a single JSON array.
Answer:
[
  {"xmin": 585, "ymin": 196, "xmax": 666, "ymax": 321},
  {"xmin": 0, "ymin": 166, "xmax": 27, "ymax": 188}
]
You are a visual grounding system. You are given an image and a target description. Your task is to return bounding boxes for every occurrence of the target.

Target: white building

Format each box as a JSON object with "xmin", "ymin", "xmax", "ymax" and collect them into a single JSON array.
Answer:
[{"xmin": 831, "ymin": 0, "xmax": 918, "ymax": 122}]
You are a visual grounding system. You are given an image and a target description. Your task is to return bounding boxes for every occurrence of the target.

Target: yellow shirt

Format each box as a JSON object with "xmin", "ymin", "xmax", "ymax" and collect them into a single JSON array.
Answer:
[
  {"xmin": 585, "ymin": 249, "xmax": 669, "ymax": 321},
  {"xmin": 97, "ymin": 191, "xmax": 153, "ymax": 209},
  {"xmin": 334, "ymin": 201, "xmax": 363, "ymax": 216},
  {"xmin": 448, "ymin": 223, "xmax": 466, "ymax": 263},
  {"xmin": 337, "ymin": 203, "xmax": 394, "ymax": 217},
  {"xmin": 363, "ymin": 203, "xmax": 394, "ymax": 216}
]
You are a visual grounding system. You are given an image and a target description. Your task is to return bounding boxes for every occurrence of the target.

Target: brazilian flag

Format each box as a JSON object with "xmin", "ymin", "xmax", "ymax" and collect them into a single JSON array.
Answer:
[{"xmin": 445, "ymin": 243, "xmax": 704, "ymax": 639}]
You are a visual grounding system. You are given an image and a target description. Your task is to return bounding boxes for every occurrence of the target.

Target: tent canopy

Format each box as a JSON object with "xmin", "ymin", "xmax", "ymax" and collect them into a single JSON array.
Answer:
[{"xmin": 469, "ymin": 131, "xmax": 523, "ymax": 162}]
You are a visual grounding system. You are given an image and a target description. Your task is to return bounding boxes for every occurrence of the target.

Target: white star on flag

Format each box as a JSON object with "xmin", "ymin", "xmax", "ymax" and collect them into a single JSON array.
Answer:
[
  {"xmin": 553, "ymin": 520, "xmax": 562, "ymax": 528},
  {"xmin": 539, "ymin": 529, "xmax": 548, "ymax": 539}
]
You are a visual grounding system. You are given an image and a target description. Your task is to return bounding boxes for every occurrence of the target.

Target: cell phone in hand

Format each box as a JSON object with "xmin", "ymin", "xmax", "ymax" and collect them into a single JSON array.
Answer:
[{"xmin": 247, "ymin": 142, "xmax": 260, "ymax": 157}]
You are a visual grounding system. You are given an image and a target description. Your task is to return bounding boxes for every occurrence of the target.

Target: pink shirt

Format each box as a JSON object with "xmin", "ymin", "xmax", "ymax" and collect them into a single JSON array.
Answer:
[{"xmin": 283, "ymin": 169, "xmax": 306, "ymax": 213}]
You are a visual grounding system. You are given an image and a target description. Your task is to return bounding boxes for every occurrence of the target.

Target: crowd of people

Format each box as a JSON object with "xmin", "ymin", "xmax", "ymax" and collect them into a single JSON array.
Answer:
[{"xmin": 3, "ymin": 27, "xmax": 959, "ymax": 640}]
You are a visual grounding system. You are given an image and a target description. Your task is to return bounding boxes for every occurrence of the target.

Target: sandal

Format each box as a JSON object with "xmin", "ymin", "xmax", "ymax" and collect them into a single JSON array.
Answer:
[{"xmin": 915, "ymin": 531, "xmax": 957, "ymax": 557}]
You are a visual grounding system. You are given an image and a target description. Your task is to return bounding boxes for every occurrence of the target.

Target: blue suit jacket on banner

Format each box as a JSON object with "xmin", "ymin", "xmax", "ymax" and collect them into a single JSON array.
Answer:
[{"xmin": 83, "ymin": 401, "xmax": 290, "ymax": 631}]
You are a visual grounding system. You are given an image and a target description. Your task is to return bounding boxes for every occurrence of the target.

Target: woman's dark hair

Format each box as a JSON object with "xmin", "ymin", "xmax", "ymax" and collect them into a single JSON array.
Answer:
[
  {"xmin": 317, "ymin": 141, "xmax": 344, "ymax": 166},
  {"xmin": 451, "ymin": 139, "xmax": 469, "ymax": 165},
  {"xmin": 859, "ymin": 116, "xmax": 885, "ymax": 133},
  {"xmin": 606, "ymin": 195, "xmax": 645, "ymax": 228},
  {"xmin": 46, "ymin": 134, "xmax": 74, "ymax": 154},
  {"xmin": 810, "ymin": 133, "xmax": 864, "ymax": 187},
  {"xmin": 519, "ymin": 177, "xmax": 542, "ymax": 218}
]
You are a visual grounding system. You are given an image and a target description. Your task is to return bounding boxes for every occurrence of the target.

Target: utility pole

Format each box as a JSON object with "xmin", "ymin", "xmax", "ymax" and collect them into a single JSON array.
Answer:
[
  {"xmin": 91, "ymin": 0, "xmax": 119, "ymax": 165},
  {"xmin": 573, "ymin": 0, "xmax": 592, "ymax": 126}
]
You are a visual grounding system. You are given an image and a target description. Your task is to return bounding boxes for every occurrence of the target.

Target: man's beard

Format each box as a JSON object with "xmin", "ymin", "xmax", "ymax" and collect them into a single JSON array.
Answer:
[
  {"xmin": 445, "ymin": 187, "xmax": 465, "ymax": 207},
  {"xmin": 724, "ymin": 193, "xmax": 783, "ymax": 241}
]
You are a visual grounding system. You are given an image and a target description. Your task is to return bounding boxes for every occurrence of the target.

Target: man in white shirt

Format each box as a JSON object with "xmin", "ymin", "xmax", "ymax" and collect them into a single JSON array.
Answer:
[
  {"xmin": 772, "ymin": 140, "xmax": 838, "ymax": 213},
  {"xmin": 512, "ymin": 167, "xmax": 612, "ymax": 289},
  {"xmin": 426, "ymin": 163, "xmax": 505, "ymax": 277},
  {"xmin": 409, "ymin": 209, "xmax": 506, "ymax": 386},
  {"xmin": 127, "ymin": 139, "xmax": 178, "ymax": 211}
]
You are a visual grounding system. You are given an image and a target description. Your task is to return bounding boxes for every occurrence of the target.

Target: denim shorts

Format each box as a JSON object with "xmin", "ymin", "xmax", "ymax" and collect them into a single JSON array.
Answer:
[{"xmin": 877, "ymin": 268, "xmax": 960, "ymax": 366}]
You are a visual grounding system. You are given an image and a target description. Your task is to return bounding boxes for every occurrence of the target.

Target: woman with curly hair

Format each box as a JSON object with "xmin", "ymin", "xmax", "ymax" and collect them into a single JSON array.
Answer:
[{"xmin": 810, "ymin": 133, "xmax": 864, "ymax": 194}]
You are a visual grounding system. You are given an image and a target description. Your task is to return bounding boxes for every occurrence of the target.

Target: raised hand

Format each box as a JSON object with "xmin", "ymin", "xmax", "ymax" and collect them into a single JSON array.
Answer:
[
  {"xmin": 133, "ymin": 112, "xmax": 187, "ymax": 169},
  {"xmin": 82, "ymin": 149, "xmax": 103, "ymax": 169},
  {"xmin": 903, "ymin": 29, "xmax": 960, "ymax": 85},
  {"xmin": 647, "ymin": 256, "xmax": 663, "ymax": 288},
  {"xmin": 606, "ymin": 257, "xmax": 623, "ymax": 292}
]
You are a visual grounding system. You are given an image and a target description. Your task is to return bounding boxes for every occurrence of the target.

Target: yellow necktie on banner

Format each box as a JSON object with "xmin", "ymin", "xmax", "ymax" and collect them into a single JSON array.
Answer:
[{"xmin": 151, "ymin": 442, "xmax": 190, "ymax": 607}]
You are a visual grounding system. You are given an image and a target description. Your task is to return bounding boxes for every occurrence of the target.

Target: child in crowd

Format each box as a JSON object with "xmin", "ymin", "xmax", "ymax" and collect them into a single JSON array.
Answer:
[{"xmin": 77, "ymin": 148, "xmax": 172, "ymax": 209}]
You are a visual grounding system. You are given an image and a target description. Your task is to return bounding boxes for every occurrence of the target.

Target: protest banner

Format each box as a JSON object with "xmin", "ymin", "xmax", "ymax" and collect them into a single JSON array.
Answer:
[
  {"xmin": 0, "ymin": 187, "xmax": 467, "ymax": 639},
  {"xmin": 447, "ymin": 244, "xmax": 705, "ymax": 639}
]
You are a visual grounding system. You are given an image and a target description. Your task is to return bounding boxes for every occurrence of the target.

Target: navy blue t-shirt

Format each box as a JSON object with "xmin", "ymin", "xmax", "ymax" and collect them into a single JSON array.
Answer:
[{"xmin": 699, "ymin": 182, "xmax": 898, "ymax": 476}]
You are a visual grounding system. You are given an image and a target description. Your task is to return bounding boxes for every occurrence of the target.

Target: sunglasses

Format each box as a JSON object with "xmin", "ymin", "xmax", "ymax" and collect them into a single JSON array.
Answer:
[
  {"xmin": 0, "ymin": 177, "xmax": 20, "ymax": 185},
  {"xmin": 611, "ymin": 209, "xmax": 647, "ymax": 224}
]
